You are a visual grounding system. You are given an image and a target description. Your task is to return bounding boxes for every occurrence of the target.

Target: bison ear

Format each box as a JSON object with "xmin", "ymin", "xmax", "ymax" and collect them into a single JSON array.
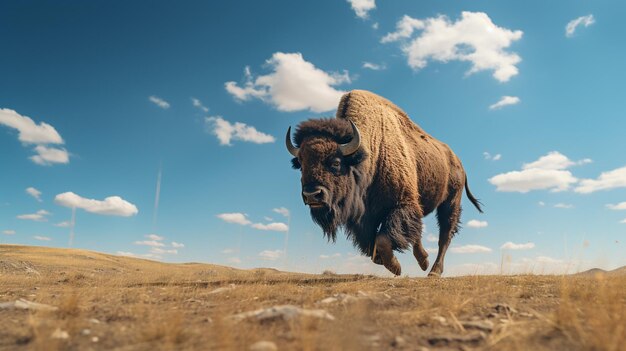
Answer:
[
  {"xmin": 291, "ymin": 157, "xmax": 301, "ymax": 170},
  {"xmin": 345, "ymin": 148, "xmax": 366, "ymax": 166}
]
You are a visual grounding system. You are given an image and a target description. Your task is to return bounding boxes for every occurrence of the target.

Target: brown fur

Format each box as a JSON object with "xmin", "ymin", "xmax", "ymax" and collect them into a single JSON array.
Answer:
[{"xmin": 291, "ymin": 90, "xmax": 482, "ymax": 276}]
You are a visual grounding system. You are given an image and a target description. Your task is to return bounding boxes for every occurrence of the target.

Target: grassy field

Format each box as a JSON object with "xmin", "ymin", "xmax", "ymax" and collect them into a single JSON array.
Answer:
[{"xmin": 1, "ymin": 245, "xmax": 625, "ymax": 351}]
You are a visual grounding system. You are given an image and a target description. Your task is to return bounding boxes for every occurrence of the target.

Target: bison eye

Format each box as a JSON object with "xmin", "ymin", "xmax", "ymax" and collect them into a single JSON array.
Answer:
[{"xmin": 329, "ymin": 158, "xmax": 341, "ymax": 172}]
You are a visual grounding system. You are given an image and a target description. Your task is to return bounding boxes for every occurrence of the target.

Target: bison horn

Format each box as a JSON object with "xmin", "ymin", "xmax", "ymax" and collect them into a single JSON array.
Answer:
[
  {"xmin": 285, "ymin": 126, "xmax": 299, "ymax": 157},
  {"xmin": 339, "ymin": 121, "xmax": 361, "ymax": 156}
]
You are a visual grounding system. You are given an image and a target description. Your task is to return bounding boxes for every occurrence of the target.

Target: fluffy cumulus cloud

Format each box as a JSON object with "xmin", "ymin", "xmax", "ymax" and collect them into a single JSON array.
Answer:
[
  {"xmin": 205, "ymin": 116, "xmax": 274, "ymax": 146},
  {"xmin": 466, "ymin": 220, "xmax": 488, "ymax": 228},
  {"xmin": 606, "ymin": 202, "xmax": 626, "ymax": 210},
  {"xmin": 500, "ymin": 241, "xmax": 535, "ymax": 250},
  {"xmin": 30, "ymin": 145, "xmax": 70, "ymax": 165},
  {"xmin": 489, "ymin": 96, "xmax": 520, "ymax": 110},
  {"xmin": 566, "ymin": 14, "xmax": 595, "ymax": 37},
  {"xmin": 259, "ymin": 249, "xmax": 283, "ymax": 261},
  {"xmin": 148, "ymin": 96, "xmax": 170, "ymax": 109},
  {"xmin": 17, "ymin": 209, "xmax": 50, "ymax": 222},
  {"xmin": 450, "ymin": 244, "xmax": 492, "ymax": 253},
  {"xmin": 145, "ymin": 234, "xmax": 164, "ymax": 241},
  {"xmin": 382, "ymin": 12, "xmax": 523, "ymax": 82},
  {"xmin": 217, "ymin": 211, "xmax": 289, "ymax": 232},
  {"xmin": 34, "ymin": 235, "xmax": 52, "ymax": 241},
  {"xmin": 54, "ymin": 192, "xmax": 138, "ymax": 217},
  {"xmin": 225, "ymin": 52, "xmax": 350, "ymax": 113},
  {"xmin": 216, "ymin": 213, "xmax": 251, "ymax": 226},
  {"xmin": 575, "ymin": 166, "xmax": 626, "ymax": 194},
  {"xmin": 171, "ymin": 242, "xmax": 185, "ymax": 248},
  {"xmin": 554, "ymin": 203, "xmax": 574, "ymax": 209},
  {"xmin": 320, "ymin": 253, "xmax": 342, "ymax": 259},
  {"xmin": 3, "ymin": 230, "xmax": 16, "ymax": 235},
  {"xmin": 489, "ymin": 151, "xmax": 590, "ymax": 193},
  {"xmin": 347, "ymin": 0, "xmax": 375, "ymax": 19},
  {"xmin": 54, "ymin": 221, "xmax": 71, "ymax": 227},
  {"xmin": 134, "ymin": 240, "xmax": 165, "ymax": 247},
  {"xmin": 26, "ymin": 187, "xmax": 42, "ymax": 202},
  {"xmin": 0, "ymin": 108, "xmax": 70, "ymax": 165}
]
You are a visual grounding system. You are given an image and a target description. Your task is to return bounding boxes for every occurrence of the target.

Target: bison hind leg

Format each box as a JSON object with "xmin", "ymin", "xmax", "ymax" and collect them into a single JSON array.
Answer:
[
  {"xmin": 429, "ymin": 194, "xmax": 463, "ymax": 277},
  {"xmin": 413, "ymin": 242, "xmax": 429, "ymax": 271},
  {"xmin": 372, "ymin": 234, "xmax": 402, "ymax": 276}
]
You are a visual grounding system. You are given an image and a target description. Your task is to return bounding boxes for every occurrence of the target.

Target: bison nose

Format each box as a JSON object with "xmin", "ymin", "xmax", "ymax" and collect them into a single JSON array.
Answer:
[{"xmin": 302, "ymin": 186, "xmax": 326, "ymax": 206}]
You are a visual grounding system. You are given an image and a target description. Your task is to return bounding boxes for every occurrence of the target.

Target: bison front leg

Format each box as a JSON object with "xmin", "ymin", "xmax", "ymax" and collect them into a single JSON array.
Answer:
[
  {"xmin": 372, "ymin": 235, "xmax": 402, "ymax": 276},
  {"xmin": 374, "ymin": 204, "xmax": 424, "ymax": 276}
]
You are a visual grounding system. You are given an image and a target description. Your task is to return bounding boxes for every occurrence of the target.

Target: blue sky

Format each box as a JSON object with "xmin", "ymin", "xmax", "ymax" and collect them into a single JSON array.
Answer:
[{"xmin": 1, "ymin": 0, "xmax": 625, "ymax": 276}]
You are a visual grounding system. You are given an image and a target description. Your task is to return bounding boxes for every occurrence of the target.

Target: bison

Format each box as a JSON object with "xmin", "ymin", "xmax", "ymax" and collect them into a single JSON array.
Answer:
[{"xmin": 285, "ymin": 90, "xmax": 483, "ymax": 276}]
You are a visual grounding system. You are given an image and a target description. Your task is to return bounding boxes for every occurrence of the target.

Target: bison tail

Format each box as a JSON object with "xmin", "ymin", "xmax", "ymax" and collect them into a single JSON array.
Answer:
[{"xmin": 464, "ymin": 175, "xmax": 484, "ymax": 213}]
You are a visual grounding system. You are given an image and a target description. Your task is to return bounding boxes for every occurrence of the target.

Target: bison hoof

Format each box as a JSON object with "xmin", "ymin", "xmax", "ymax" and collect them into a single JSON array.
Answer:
[
  {"xmin": 418, "ymin": 257, "xmax": 429, "ymax": 271},
  {"xmin": 384, "ymin": 256, "xmax": 402, "ymax": 276},
  {"xmin": 427, "ymin": 271, "xmax": 441, "ymax": 278}
]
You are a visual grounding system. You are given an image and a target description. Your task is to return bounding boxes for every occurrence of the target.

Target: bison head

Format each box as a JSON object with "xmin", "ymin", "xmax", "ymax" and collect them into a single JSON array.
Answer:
[{"xmin": 286, "ymin": 119, "xmax": 367, "ymax": 240}]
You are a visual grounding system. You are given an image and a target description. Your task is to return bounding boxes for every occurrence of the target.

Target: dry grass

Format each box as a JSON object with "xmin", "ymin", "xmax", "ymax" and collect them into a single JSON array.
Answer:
[{"xmin": 1, "ymin": 244, "xmax": 624, "ymax": 350}]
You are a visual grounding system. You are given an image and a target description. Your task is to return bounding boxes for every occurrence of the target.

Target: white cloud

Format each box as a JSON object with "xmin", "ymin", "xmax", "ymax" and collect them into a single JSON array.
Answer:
[
  {"xmin": 347, "ymin": 0, "xmax": 375, "ymax": 19},
  {"xmin": 251, "ymin": 222, "xmax": 289, "ymax": 232},
  {"xmin": 362, "ymin": 62, "xmax": 386, "ymax": 70},
  {"xmin": 54, "ymin": 221, "xmax": 71, "ymax": 227},
  {"xmin": 30, "ymin": 145, "xmax": 70, "ymax": 165},
  {"xmin": 500, "ymin": 241, "xmax": 535, "ymax": 250},
  {"xmin": 26, "ymin": 187, "xmax": 42, "ymax": 202},
  {"xmin": 575, "ymin": 166, "xmax": 626, "ymax": 194},
  {"xmin": 372, "ymin": 22, "xmax": 379, "ymax": 30},
  {"xmin": 3, "ymin": 230, "xmax": 16, "ymax": 235},
  {"xmin": 272, "ymin": 207, "xmax": 290, "ymax": 217},
  {"xmin": 217, "ymin": 212, "xmax": 251, "ymax": 226},
  {"xmin": 466, "ymin": 219, "xmax": 488, "ymax": 228},
  {"xmin": 145, "ymin": 234, "xmax": 164, "ymax": 241},
  {"xmin": 259, "ymin": 249, "xmax": 283, "ymax": 261},
  {"xmin": 228, "ymin": 257, "xmax": 242, "ymax": 264},
  {"xmin": 606, "ymin": 202, "xmax": 626, "ymax": 210},
  {"xmin": 483, "ymin": 152, "xmax": 502, "ymax": 161},
  {"xmin": 566, "ymin": 14, "xmax": 595, "ymax": 37},
  {"xmin": 382, "ymin": 12, "xmax": 523, "ymax": 82},
  {"xmin": 54, "ymin": 192, "xmax": 138, "ymax": 217},
  {"xmin": 489, "ymin": 96, "xmax": 520, "ymax": 110},
  {"xmin": 34, "ymin": 235, "xmax": 51, "ymax": 241},
  {"xmin": 426, "ymin": 233, "xmax": 438, "ymax": 242},
  {"xmin": 554, "ymin": 203, "xmax": 574, "ymax": 209},
  {"xmin": 621, "ymin": 219, "xmax": 626, "ymax": 224},
  {"xmin": 205, "ymin": 116, "xmax": 275, "ymax": 146},
  {"xmin": 221, "ymin": 248, "xmax": 235, "ymax": 254},
  {"xmin": 0, "ymin": 108, "xmax": 64, "ymax": 144},
  {"xmin": 17, "ymin": 209, "xmax": 50, "ymax": 222},
  {"xmin": 117, "ymin": 251, "xmax": 137, "ymax": 257},
  {"xmin": 171, "ymin": 242, "xmax": 185, "ymax": 248},
  {"xmin": 191, "ymin": 97, "xmax": 209, "ymax": 112},
  {"xmin": 134, "ymin": 240, "xmax": 165, "ymax": 247},
  {"xmin": 0, "ymin": 108, "xmax": 70, "ymax": 165},
  {"xmin": 450, "ymin": 244, "xmax": 492, "ymax": 253},
  {"xmin": 148, "ymin": 96, "xmax": 170, "ymax": 109},
  {"xmin": 489, "ymin": 151, "xmax": 590, "ymax": 193},
  {"xmin": 225, "ymin": 52, "xmax": 349, "ymax": 113},
  {"xmin": 320, "ymin": 253, "xmax": 342, "ymax": 259},
  {"xmin": 538, "ymin": 201, "xmax": 546, "ymax": 206},
  {"xmin": 150, "ymin": 247, "xmax": 178, "ymax": 255}
]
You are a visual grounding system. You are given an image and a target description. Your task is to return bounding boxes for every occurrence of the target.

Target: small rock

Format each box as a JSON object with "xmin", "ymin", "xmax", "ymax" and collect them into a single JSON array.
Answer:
[
  {"xmin": 392, "ymin": 336, "xmax": 406, "ymax": 348},
  {"xmin": 494, "ymin": 303, "xmax": 517, "ymax": 314},
  {"xmin": 51, "ymin": 328, "xmax": 69, "ymax": 340},
  {"xmin": 91, "ymin": 336, "xmax": 99, "ymax": 343},
  {"xmin": 428, "ymin": 332, "xmax": 486, "ymax": 346},
  {"xmin": 209, "ymin": 284, "xmax": 236, "ymax": 295},
  {"xmin": 431, "ymin": 315, "xmax": 447, "ymax": 325},
  {"xmin": 249, "ymin": 341, "xmax": 277, "ymax": 351},
  {"xmin": 88, "ymin": 318, "xmax": 101, "ymax": 324},
  {"xmin": 320, "ymin": 297, "xmax": 338, "ymax": 304},
  {"xmin": 461, "ymin": 320, "xmax": 494, "ymax": 332},
  {"xmin": 231, "ymin": 305, "xmax": 335, "ymax": 323},
  {"xmin": 519, "ymin": 312, "xmax": 534, "ymax": 318},
  {"xmin": 0, "ymin": 299, "xmax": 58, "ymax": 312},
  {"xmin": 204, "ymin": 317, "xmax": 213, "ymax": 323},
  {"xmin": 486, "ymin": 312, "xmax": 499, "ymax": 319},
  {"xmin": 81, "ymin": 329, "xmax": 91, "ymax": 336}
]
